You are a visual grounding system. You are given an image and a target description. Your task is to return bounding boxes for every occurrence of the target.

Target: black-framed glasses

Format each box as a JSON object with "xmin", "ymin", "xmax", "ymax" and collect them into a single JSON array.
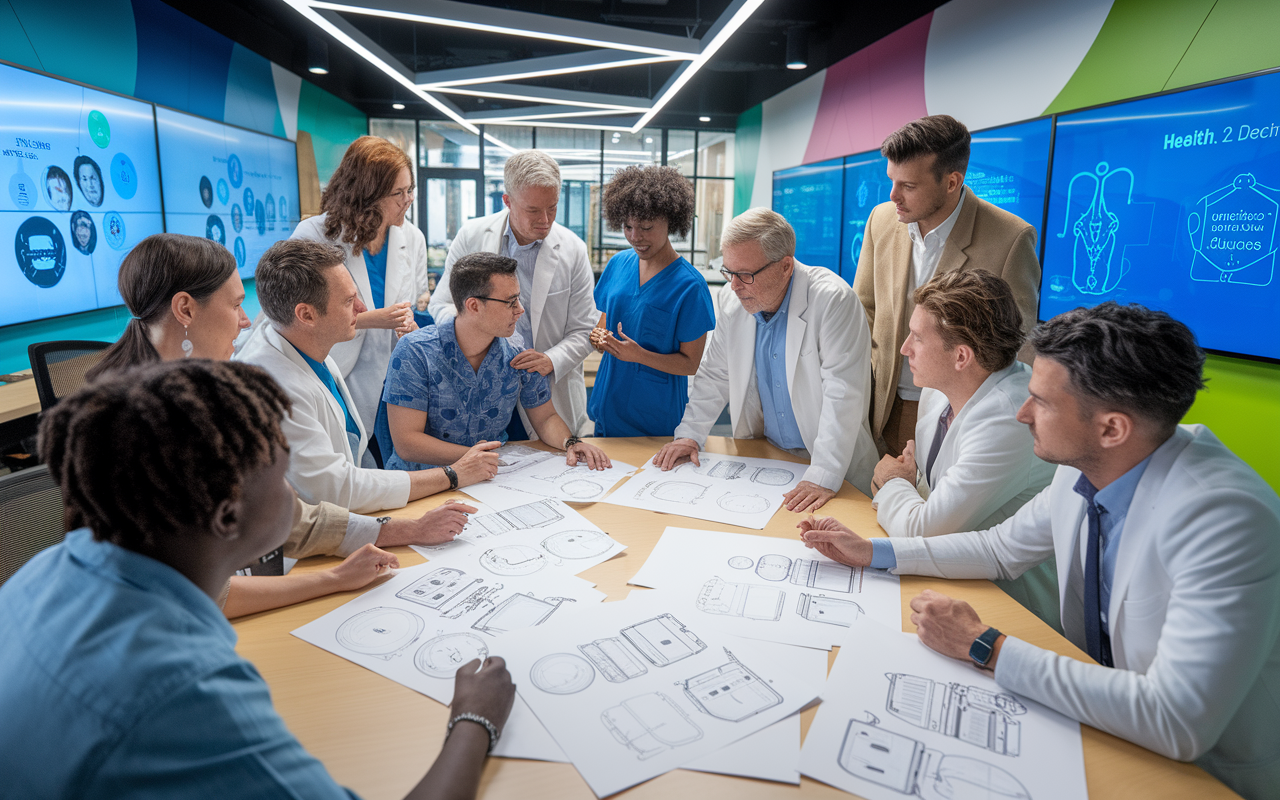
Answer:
[
  {"xmin": 719, "ymin": 259, "xmax": 780, "ymax": 285},
  {"xmin": 475, "ymin": 295, "xmax": 523, "ymax": 310}
]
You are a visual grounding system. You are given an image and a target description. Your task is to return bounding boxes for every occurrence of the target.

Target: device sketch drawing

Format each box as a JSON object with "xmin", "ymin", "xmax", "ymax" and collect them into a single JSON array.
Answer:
[
  {"xmin": 415, "ymin": 632, "xmax": 490, "ymax": 678},
  {"xmin": 752, "ymin": 554, "xmax": 862, "ymax": 593},
  {"xmin": 479, "ymin": 544, "xmax": 554, "ymax": 575},
  {"xmin": 470, "ymin": 499, "xmax": 564, "ymax": 537},
  {"xmin": 335, "ymin": 607, "xmax": 423, "ymax": 660},
  {"xmin": 682, "ymin": 649, "xmax": 783, "ymax": 722},
  {"xmin": 494, "ymin": 444, "xmax": 555, "ymax": 474},
  {"xmin": 530, "ymin": 652, "xmax": 596, "ymax": 694},
  {"xmin": 602, "ymin": 692, "xmax": 704, "ymax": 760},
  {"xmin": 697, "ymin": 576, "xmax": 785, "ymax": 621},
  {"xmin": 577, "ymin": 614, "xmax": 707, "ymax": 682},
  {"xmin": 1187, "ymin": 172, "xmax": 1279, "ymax": 286},
  {"xmin": 635, "ymin": 479, "xmax": 709, "ymax": 504},
  {"xmin": 471, "ymin": 592, "xmax": 575, "ymax": 636},
  {"xmin": 798, "ymin": 594, "xmax": 864, "ymax": 626},
  {"xmin": 717, "ymin": 492, "xmax": 771, "ymax": 514},
  {"xmin": 885, "ymin": 673, "xmax": 1026, "ymax": 756},
  {"xmin": 396, "ymin": 567, "xmax": 481, "ymax": 610},
  {"xmin": 542, "ymin": 529, "xmax": 614, "ymax": 559}
]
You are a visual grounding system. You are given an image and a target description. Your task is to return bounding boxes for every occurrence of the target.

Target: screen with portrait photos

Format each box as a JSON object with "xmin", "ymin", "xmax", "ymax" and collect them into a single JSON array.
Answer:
[
  {"xmin": 156, "ymin": 106, "xmax": 300, "ymax": 279},
  {"xmin": 0, "ymin": 62, "xmax": 164, "ymax": 328}
]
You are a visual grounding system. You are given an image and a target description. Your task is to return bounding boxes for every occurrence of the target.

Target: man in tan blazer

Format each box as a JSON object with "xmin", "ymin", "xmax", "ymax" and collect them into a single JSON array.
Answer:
[{"xmin": 853, "ymin": 115, "xmax": 1041, "ymax": 456}]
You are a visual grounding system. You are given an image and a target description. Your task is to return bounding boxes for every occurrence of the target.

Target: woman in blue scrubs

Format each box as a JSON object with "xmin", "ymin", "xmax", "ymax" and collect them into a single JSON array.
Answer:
[{"xmin": 589, "ymin": 165, "xmax": 715, "ymax": 437}]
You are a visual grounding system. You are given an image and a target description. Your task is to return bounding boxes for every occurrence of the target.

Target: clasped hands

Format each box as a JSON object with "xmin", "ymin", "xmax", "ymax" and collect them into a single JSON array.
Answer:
[
  {"xmin": 591, "ymin": 322, "xmax": 646, "ymax": 362},
  {"xmin": 872, "ymin": 439, "xmax": 918, "ymax": 494}
]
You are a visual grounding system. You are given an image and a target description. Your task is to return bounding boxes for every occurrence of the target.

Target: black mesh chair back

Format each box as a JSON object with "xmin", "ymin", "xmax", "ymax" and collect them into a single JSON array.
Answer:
[
  {"xmin": 27, "ymin": 340, "xmax": 111, "ymax": 410},
  {"xmin": 0, "ymin": 465, "xmax": 65, "ymax": 586}
]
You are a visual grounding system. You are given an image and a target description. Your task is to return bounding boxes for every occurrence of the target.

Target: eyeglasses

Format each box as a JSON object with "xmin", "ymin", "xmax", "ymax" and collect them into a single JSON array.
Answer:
[
  {"xmin": 719, "ymin": 259, "xmax": 781, "ymax": 285},
  {"xmin": 386, "ymin": 186, "xmax": 416, "ymax": 203},
  {"xmin": 475, "ymin": 295, "xmax": 523, "ymax": 310}
]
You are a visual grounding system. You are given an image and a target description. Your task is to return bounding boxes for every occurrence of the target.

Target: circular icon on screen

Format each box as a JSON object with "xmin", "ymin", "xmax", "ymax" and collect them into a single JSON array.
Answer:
[
  {"xmin": 216, "ymin": 178, "xmax": 229, "ymax": 205},
  {"xmin": 87, "ymin": 110, "xmax": 111, "ymax": 149},
  {"xmin": 9, "ymin": 172, "xmax": 37, "ymax": 209},
  {"xmin": 278, "ymin": 196, "xmax": 288, "ymax": 226},
  {"xmin": 15, "ymin": 216, "xmax": 67, "ymax": 288},
  {"xmin": 255, "ymin": 199, "xmax": 266, "ymax": 235},
  {"xmin": 199, "ymin": 176, "xmax": 213, "ymax": 209},
  {"xmin": 231, "ymin": 203, "xmax": 243, "ymax": 232},
  {"xmin": 110, "ymin": 153, "xmax": 137, "ymax": 200},
  {"xmin": 265, "ymin": 194, "xmax": 276, "ymax": 232},
  {"xmin": 234, "ymin": 236, "xmax": 246, "ymax": 268},
  {"xmin": 44, "ymin": 166, "xmax": 73, "ymax": 211},
  {"xmin": 206, "ymin": 215, "xmax": 226, "ymax": 245},
  {"xmin": 243, "ymin": 186, "xmax": 254, "ymax": 212},
  {"xmin": 70, "ymin": 210, "xmax": 96, "ymax": 255},
  {"xmin": 228, "ymin": 154, "xmax": 243, "ymax": 188},
  {"xmin": 103, "ymin": 211, "xmax": 127, "ymax": 250}
]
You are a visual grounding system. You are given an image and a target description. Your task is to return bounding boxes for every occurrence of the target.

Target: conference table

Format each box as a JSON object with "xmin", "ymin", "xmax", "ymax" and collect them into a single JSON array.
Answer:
[{"xmin": 233, "ymin": 436, "xmax": 1239, "ymax": 800}]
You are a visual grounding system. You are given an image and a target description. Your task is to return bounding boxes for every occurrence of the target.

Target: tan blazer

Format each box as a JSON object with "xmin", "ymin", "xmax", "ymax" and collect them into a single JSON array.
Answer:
[{"xmin": 852, "ymin": 186, "xmax": 1041, "ymax": 451}]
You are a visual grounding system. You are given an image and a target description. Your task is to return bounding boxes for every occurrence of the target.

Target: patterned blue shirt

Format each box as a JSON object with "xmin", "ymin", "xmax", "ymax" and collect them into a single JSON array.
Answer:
[
  {"xmin": 753, "ymin": 275, "xmax": 806, "ymax": 451},
  {"xmin": 0, "ymin": 529, "xmax": 358, "ymax": 800},
  {"xmin": 381, "ymin": 318, "xmax": 552, "ymax": 470}
]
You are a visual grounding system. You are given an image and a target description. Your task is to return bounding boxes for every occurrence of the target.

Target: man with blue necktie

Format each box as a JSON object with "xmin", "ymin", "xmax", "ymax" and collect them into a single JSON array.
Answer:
[{"xmin": 799, "ymin": 302, "xmax": 1280, "ymax": 800}]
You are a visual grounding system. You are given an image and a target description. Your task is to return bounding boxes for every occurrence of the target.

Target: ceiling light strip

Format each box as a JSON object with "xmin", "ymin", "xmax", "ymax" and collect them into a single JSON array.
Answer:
[
  {"xmin": 421, "ymin": 55, "xmax": 685, "ymax": 89},
  {"xmin": 426, "ymin": 85, "xmax": 646, "ymax": 112},
  {"xmin": 466, "ymin": 108, "xmax": 631, "ymax": 123}
]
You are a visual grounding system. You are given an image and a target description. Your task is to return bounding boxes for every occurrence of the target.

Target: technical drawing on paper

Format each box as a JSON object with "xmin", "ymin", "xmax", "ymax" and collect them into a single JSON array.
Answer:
[
  {"xmin": 577, "ymin": 614, "xmax": 707, "ymax": 682},
  {"xmin": 542, "ymin": 529, "xmax": 614, "ymax": 559},
  {"xmin": 717, "ymin": 493, "xmax": 771, "ymax": 514},
  {"xmin": 470, "ymin": 499, "xmax": 564, "ymax": 537},
  {"xmin": 441, "ymin": 583, "xmax": 502, "ymax": 619},
  {"xmin": 336, "ymin": 607, "xmax": 423, "ymax": 660},
  {"xmin": 750, "ymin": 467, "xmax": 795, "ymax": 486},
  {"xmin": 479, "ymin": 544, "xmax": 553, "ymax": 575},
  {"xmin": 530, "ymin": 652, "xmax": 597, "ymax": 694},
  {"xmin": 396, "ymin": 567, "xmax": 482, "ymax": 609},
  {"xmin": 1057, "ymin": 161, "xmax": 1152, "ymax": 296},
  {"xmin": 727, "ymin": 556, "xmax": 754, "ymax": 570},
  {"xmin": 1187, "ymin": 172, "xmax": 1279, "ymax": 286},
  {"xmin": 634, "ymin": 479, "xmax": 709, "ymax": 504},
  {"xmin": 531, "ymin": 466, "xmax": 607, "ymax": 499},
  {"xmin": 602, "ymin": 692, "xmax": 703, "ymax": 760},
  {"xmin": 471, "ymin": 592, "xmax": 575, "ymax": 635},
  {"xmin": 495, "ymin": 444, "xmax": 556, "ymax": 474},
  {"xmin": 885, "ymin": 673, "xmax": 1027, "ymax": 757},
  {"xmin": 752, "ymin": 554, "xmax": 863, "ymax": 593},
  {"xmin": 798, "ymin": 594, "xmax": 864, "ymax": 627},
  {"xmin": 671, "ymin": 458, "xmax": 745, "ymax": 479},
  {"xmin": 580, "ymin": 636, "xmax": 650, "ymax": 682},
  {"xmin": 697, "ymin": 576, "xmax": 785, "ymax": 621},
  {"xmin": 838, "ymin": 718, "xmax": 1031, "ymax": 799},
  {"xmin": 681, "ymin": 649, "xmax": 783, "ymax": 722},
  {"xmin": 414, "ymin": 632, "xmax": 490, "ymax": 678}
]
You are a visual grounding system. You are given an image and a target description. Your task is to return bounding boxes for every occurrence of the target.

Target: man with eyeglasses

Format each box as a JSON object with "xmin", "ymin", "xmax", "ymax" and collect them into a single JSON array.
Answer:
[
  {"xmin": 382, "ymin": 252, "xmax": 611, "ymax": 473},
  {"xmin": 653, "ymin": 208, "xmax": 878, "ymax": 509}
]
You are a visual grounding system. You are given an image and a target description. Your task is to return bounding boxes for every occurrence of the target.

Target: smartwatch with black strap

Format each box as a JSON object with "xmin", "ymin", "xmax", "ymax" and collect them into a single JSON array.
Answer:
[{"xmin": 970, "ymin": 626, "xmax": 1003, "ymax": 669}]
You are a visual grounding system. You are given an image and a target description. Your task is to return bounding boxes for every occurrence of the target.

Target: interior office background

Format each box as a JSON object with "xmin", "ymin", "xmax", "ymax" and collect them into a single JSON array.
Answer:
[{"xmin": 1, "ymin": 0, "xmax": 1277, "ymax": 493}]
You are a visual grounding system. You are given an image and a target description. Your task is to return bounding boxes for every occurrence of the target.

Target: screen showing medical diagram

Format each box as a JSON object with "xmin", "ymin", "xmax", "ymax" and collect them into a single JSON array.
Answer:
[
  {"xmin": 839, "ymin": 149, "xmax": 891, "ymax": 283},
  {"xmin": 966, "ymin": 116, "xmax": 1052, "ymax": 249},
  {"xmin": 1041, "ymin": 69, "xmax": 1280, "ymax": 360},
  {"xmin": 772, "ymin": 157, "xmax": 844, "ymax": 273},
  {"xmin": 156, "ymin": 107, "xmax": 300, "ymax": 279},
  {"xmin": 0, "ymin": 62, "xmax": 164, "ymax": 328}
]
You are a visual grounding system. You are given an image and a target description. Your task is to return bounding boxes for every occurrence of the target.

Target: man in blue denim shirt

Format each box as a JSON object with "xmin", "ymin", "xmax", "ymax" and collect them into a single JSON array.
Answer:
[{"xmin": 383, "ymin": 252, "xmax": 611, "ymax": 473}]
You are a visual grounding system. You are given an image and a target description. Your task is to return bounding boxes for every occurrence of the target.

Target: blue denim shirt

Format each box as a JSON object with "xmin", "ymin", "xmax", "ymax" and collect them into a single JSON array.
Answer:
[
  {"xmin": 0, "ymin": 529, "xmax": 357, "ymax": 800},
  {"xmin": 753, "ymin": 275, "xmax": 806, "ymax": 451}
]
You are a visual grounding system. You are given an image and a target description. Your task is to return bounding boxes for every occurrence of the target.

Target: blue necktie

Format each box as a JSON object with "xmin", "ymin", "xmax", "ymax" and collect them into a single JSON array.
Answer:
[
  {"xmin": 924, "ymin": 404, "xmax": 952, "ymax": 485},
  {"xmin": 1073, "ymin": 473, "xmax": 1114, "ymax": 667}
]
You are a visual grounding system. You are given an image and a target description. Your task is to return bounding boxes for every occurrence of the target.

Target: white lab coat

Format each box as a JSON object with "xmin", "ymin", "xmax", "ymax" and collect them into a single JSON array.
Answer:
[
  {"xmin": 428, "ymin": 210, "xmax": 596, "ymax": 437},
  {"xmin": 674, "ymin": 262, "xmax": 878, "ymax": 496},
  {"xmin": 236, "ymin": 323, "xmax": 410, "ymax": 514},
  {"xmin": 873, "ymin": 362, "xmax": 1060, "ymax": 628},
  {"xmin": 889, "ymin": 424, "xmax": 1280, "ymax": 800},
  {"xmin": 291, "ymin": 214, "xmax": 430, "ymax": 432}
]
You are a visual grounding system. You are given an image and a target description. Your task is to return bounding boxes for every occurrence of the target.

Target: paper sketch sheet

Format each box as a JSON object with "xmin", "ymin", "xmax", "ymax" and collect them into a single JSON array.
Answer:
[
  {"xmin": 628, "ymin": 527, "xmax": 901, "ymax": 649},
  {"xmin": 410, "ymin": 485, "xmax": 626, "ymax": 580},
  {"xmin": 498, "ymin": 590, "xmax": 824, "ymax": 797},
  {"xmin": 291, "ymin": 561, "xmax": 604, "ymax": 707},
  {"xmin": 799, "ymin": 620, "xmax": 1087, "ymax": 800},
  {"xmin": 598, "ymin": 452, "xmax": 806, "ymax": 529},
  {"xmin": 461, "ymin": 444, "xmax": 639, "ymax": 504}
]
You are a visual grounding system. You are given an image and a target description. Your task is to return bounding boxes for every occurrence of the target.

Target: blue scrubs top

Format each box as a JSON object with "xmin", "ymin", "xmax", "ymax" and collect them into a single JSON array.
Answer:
[
  {"xmin": 589, "ymin": 250, "xmax": 715, "ymax": 437},
  {"xmin": 364, "ymin": 245, "xmax": 388, "ymax": 310}
]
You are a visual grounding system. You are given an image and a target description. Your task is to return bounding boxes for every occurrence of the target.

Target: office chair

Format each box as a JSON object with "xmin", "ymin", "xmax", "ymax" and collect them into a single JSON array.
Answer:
[
  {"xmin": 0, "ymin": 465, "xmax": 65, "ymax": 586},
  {"xmin": 27, "ymin": 340, "xmax": 110, "ymax": 410}
]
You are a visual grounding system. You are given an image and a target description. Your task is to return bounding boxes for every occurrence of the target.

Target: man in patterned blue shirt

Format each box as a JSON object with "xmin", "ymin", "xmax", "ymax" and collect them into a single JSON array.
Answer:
[{"xmin": 383, "ymin": 252, "xmax": 611, "ymax": 472}]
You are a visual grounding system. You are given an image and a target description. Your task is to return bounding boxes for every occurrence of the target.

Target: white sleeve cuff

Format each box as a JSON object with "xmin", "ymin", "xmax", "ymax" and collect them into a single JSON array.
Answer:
[{"xmin": 338, "ymin": 513, "xmax": 383, "ymax": 557}]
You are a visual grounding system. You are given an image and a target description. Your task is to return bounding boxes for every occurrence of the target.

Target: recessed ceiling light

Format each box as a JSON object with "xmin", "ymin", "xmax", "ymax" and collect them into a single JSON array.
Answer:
[
  {"xmin": 308, "ymin": 35, "xmax": 329, "ymax": 74},
  {"xmin": 645, "ymin": 137, "xmax": 653, "ymax": 144},
  {"xmin": 699, "ymin": 116, "xmax": 711, "ymax": 122},
  {"xmin": 392, "ymin": 103, "xmax": 405, "ymax": 110}
]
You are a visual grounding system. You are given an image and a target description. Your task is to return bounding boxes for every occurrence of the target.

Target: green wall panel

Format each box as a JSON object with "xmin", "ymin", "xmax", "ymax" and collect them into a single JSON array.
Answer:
[
  {"xmin": 1186, "ymin": 355, "xmax": 1280, "ymax": 493},
  {"xmin": 8, "ymin": 0, "xmax": 137, "ymax": 96},
  {"xmin": 734, "ymin": 104, "xmax": 762, "ymax": 215},
  {"xmin": 0, "ymin": 1, "xmax": 42, "ymax": 71},
  {"xmin": 1167, "ymin": 0, "xmax": 1280, "ymax": 89},
  {"xmin": 298, "ymin": 80, "xmax": 366, "ymax": 185}
]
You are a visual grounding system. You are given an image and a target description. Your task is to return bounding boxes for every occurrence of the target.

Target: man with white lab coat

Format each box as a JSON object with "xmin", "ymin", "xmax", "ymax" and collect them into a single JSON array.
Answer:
[
  {"xmin": 653, "ymin": 208, "xmax": 878, "ymax": 510},
  {"xmin": 800, "ymin": 302, "xmax": 1280, "ymax": 800},
  {"xmin": 238, "ymin": 240, "xmax": 499, "ymax": 514},
  {"xmin": 871, "ymin": 269, "xmax": 1058, "ymax": 628},
  {"xmin": 429, "ymin": 150, "xmax": 596, "ymax": 438}
]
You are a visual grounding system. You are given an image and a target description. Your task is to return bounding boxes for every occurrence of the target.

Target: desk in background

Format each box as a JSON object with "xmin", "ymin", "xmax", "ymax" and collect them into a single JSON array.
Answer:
[
  {"xmin": 0, "ymin": 372, "xmax": 40, "ymax": 455},
  {"xmin": 233, "ymin": 437, "xmax": 1238, "ymax": 800}
]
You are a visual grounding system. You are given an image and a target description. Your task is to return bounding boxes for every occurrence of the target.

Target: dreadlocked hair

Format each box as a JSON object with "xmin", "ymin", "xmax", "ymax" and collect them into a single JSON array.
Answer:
[{"xmin": 38, "ymin": 359, "xmax": 292, "ymax": 553}]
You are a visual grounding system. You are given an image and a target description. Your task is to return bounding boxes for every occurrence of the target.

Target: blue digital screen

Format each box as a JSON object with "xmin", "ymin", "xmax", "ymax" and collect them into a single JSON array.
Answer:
[
  {"xmin": 967, "ymin": 116, "xmax": 1052, "ymax": 248},
  {"xmin": 772, "ymin": 157, "xmax": 844, "ymax": 273},
  {"xmin": 839, "ymin": 150, "xmax": 890, "ymax": 283},
  {"xmin": 156, "ymin": 107, "xmax": 300, "ymax": 279},
  {"xmin": 0, "ymin": 62, "xmax": 164, "ymax": 328},
  {"xmin": 1042, "ymin": 70, "xmax": 1280, "ymax": 360}
]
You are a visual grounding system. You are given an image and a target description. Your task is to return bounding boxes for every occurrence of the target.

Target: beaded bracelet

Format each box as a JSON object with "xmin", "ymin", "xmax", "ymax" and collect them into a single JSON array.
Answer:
[{"xmin": 447, "ymin": 712, "xmax": 500, "ymax": 753}]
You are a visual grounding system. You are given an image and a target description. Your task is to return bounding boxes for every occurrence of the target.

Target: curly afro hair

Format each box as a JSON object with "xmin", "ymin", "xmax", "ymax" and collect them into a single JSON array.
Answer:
[{"xmin": 602, "ymin": 165, "xmax": 695, "ymax": 238}]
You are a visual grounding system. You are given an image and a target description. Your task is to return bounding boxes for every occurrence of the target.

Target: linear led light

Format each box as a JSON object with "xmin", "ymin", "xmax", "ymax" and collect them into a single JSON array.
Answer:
[
  {"xmin": 630, "ymin": 0, "xmax": 767, "ymax": 132},
  {"xmin": 483, "ymin": 132, "xmax": 519, "ymax": 155},
  {"xmin": 467, "ymin": 108, "xmax": 630, "ymax": 123},
  {"xmin": 502, "ymin": 120, "xmax": 639, "ymax": 132},
  {"xmin": 282, "ymin": 0, "xmax": 480, "ymax": 134},
  {"xmin": 424, "ymin": 85, "xmax": 645, "ymax": 112},
  {"xmin": 309, "ymin": 0, "xmax": 692, "ymax": 58},
  {"xmin": 422, "ymin": 55, "xmax": 685, "ymax": 89}
]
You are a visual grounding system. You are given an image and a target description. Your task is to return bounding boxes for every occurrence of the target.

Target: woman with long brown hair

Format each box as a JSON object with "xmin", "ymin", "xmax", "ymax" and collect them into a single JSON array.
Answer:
[{"xmin": 291, "ymin": 136, "xmax": 431, "ymax": 446}]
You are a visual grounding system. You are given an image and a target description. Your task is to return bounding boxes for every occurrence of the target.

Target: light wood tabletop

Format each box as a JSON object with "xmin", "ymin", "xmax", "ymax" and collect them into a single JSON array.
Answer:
[
  {"xmin": 0, "ymin": 371, "xmax": 39, "ymax": 425},
  {"xmin": 233, "ymin": 436, "xmax": 1238, "ymax": 800}
]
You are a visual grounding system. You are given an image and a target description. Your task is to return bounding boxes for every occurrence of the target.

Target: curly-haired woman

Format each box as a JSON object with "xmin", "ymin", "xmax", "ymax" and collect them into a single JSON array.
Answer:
[
  {"xmin": 291, "ymin": 136, "xmax": 431, "ymax": 440},
  {"xmin": 589, "ymin": 165, "xmax": 715, "ymax": 437}
]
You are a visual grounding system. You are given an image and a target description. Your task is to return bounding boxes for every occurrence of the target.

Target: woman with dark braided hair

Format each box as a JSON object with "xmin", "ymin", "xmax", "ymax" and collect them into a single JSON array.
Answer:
[
  {"xmin": 588, "ymin": 164, "xmax": 715, "ymax": 436},
  {"xmin": 0, "ymin": 360, "xmax": 515, "ymax": 800},
  {"xmin": 89, "ymin": 233, "xmax": 473, "ymax": 618}
]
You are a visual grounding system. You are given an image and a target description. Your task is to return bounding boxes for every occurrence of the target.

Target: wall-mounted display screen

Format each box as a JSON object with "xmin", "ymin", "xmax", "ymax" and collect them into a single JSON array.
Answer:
[
  {"xmin": 839, "ymin": 150, "xmax": 890, "ymax": 283},
  {"xmin": 156, "ymin": 107, "xmax": 300, "ymax": 278},
  {"xmin": 772, "ymin": 157, "xmax": 844, "ymax": 272},
  {"xmin": 1041, "ymin": 69, "xmax": 1280, "ymax": 360},
  {"xmin": 0, "ymin": 62, "xmax": 164, "ymax": 328},
  {"xmin": 967, "ymin": 116, "xmax": 1052, "ymax": 248}
]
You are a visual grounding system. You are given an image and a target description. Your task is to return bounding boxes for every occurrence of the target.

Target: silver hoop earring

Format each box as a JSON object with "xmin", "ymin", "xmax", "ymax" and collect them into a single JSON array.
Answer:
[{"xmin": 181, "ymin": 325, "xmax": 193, "ymax": 358}]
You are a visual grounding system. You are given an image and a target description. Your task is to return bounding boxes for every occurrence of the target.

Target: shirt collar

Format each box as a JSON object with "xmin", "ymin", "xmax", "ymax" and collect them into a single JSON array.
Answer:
[
  {"xmin": 753, "ymin": 272, "xmax": 796, "ymax": 326},
  {"xmin": 503, "ymin": 220, "xmax": 544, "ymax": 253},
  {"xmin": 908, "ymin": 188, "xmax": 966, "ymax": 245},
  {"xmin": 1073, "ymin": 452, "xmax": 1156, "ymax": 515}
]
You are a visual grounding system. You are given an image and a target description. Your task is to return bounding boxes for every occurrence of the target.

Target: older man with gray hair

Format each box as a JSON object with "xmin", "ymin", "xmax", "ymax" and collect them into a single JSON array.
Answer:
[
  {"xmin": 653, "ymin": 208, "xmax": 878, "ymax": 509},
  {"xmin": 429, "ymin": 150, "xmax": 596, "ymax": 439}
]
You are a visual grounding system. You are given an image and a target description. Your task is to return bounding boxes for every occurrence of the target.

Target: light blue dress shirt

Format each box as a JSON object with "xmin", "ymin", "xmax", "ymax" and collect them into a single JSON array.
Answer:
[
  {"xmin": 503, "ymin": 221, "xmax": 543, "ymax": 350},
  {"xmin": 754, "ymin": 275, "xmax": 806, "ymax": 451},
  {"xmin": 0, "ymin": 529, "xmax": 358, "ymax": 800}
]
